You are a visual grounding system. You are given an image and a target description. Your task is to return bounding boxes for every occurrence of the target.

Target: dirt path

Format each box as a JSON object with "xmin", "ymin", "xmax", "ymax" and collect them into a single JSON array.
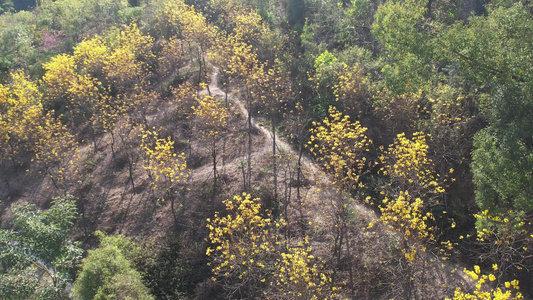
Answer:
[
  {"xmin": 205, "ymin": 66, "xmax": 321, "ymax": 176},
  {"xmin": 202, "ymin": 65, "xmax": 377, "ymax": 226},
  {"xmin": 202, "ymin": 65, "xmax": 471, "ymax": 295}
]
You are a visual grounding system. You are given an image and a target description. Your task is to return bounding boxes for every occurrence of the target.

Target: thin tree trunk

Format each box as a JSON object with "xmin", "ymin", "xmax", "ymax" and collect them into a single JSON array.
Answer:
[
  {"xmin": 345, "ymin": 225, "xmax": 355, "ymax": 292},
  {"xmin": 110, "ymin": 130, "xmax": 116, "ymax": 162},
  {"xmin": 297, "ymin": 143, "xmax": 303, "ymax": 201},
  {"xmin": 246, "ymin": 88, "xmax": 252, "ymax": 191},
  {"xmin": 212, "ymin": 141, "xmax": 217, "ymax": 196},
  {"xmin": 240, "ymin": 162, "xmax": 246, "ymax": 191},
  {"xmin": 8, "ymin": 140, "xmax": 18, "ymax": 168},
  {"xmin": 170, "ymin": 191, "xmax": 178, "ymax": 225},
  {"xmin": 128, "ymin": 155, "xmax": 136, "ymax": 194},
  {"xmin": 272, "ymin": 119, "xmax": 278, "ymax": 203},
  {"xmin": 224, "ymin": 81, "xmax": 229, "ymax": 107},
  {"xmin": 48, "ymin": 169, "xmax": 60, "ymax": 191}
]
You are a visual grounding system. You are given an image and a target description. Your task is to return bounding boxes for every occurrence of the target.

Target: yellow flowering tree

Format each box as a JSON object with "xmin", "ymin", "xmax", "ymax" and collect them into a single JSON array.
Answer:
[
  {"xmin": 365, "ymin": 131, "xmax": 448, "ymax": 299},
  {"xmin": 308, "ymin": 106, "xmax": 373, "ymax": 291},
  {"xmin": 72, "ymin": 37, "xmax": 109, "ymax": 78},
  {"xmin": 447, "ymin": 265, "xmax": 524, "ymax": 300},
  {"xmin": 158, "ymin": 0, "xmax": 216, "ymax": 85},
  {"xmin": 104, "ymin": 24, "xmax": 154, "ymax": 93},
  {"xmin": 0, "ymin": 70, "xmax": 78, "ymax": 192},
  {"xmin": 208, "ymin": 1, "xmax": 281, "ymax": 189},
  {"xmin": 332, "ymin": 63, "xmax": 371, "ymax": 115},
  {"xmin": 191, "ymin": 95, "xmax": 229, "ymax": 192},
  {"xmin": 309, "ymin": 106, "xmax": 372, "ymax": 192},
  {"xmin": 206, "ymin": 192, "xmax": 283, "ymax": 299},
  {"xmin": 140, "ymin": 128, "xmax": 189, "ymax": 222},
  {"xmin": 472, "ymin": 210, "xmax": 533, "ymax": 284},
  {"xmin": 0, "ymin": 70, "xmax": 43, "ymax": 168},
  {"xmin": 157, "ymin": 37, "xmax": 186, "ymax": 77},
  {"xmin": 206, "ymin": 193, "xmax": 339, "ymax": 299},
  {"xmin": 370, "ymin": 191, "xmax": 435, "ymax": 242},
  {"xmin": 32, "ymin": 112, "xmax": 78, "ymax": 191},
  {"xmin": 270, "ymin": 238, "xmax": 339, "ymax": 300},
  {"xmin": 379, "ymin": 131, "xmax": 444, "ymax": 199}
]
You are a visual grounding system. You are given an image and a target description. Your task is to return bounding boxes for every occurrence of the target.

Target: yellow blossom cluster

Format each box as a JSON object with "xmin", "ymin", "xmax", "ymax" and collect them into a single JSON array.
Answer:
[
  {"xmin": 474, "ymin": 210, "xmax": 529, "ymax": 240},
  {"xmin": 160, "ymin": 0, "xmax": 217, "ymax": 47},
  {"xmin": 206, "ymin": 193, "xmax": 284, "ymax": 287},
  {"xmin": 206, "ymin": 193, "xmax": 340, "ymax": 298},
  {"xmin": 369, "ymin": 191, "xmax": 434, "ymax": 242},
  {"xmin": 192, "ymin": 95, "xmax": 230, "ymax": 142},
  {"xmin": 104, "ymin": 24, "xmax": 154, "ymax": 89},
  {"xmin": 0, "ymin": 70, "xmax": 77, "ymax": 187},
  {"xmin": 272, "ymin": 238, "xmax": 339, "ymax": 299},
  {"xmin": 308, "ymin": 106, "xmax": 372, "ymax": 190},
  {"xmin": 140, "ymin": 128, "xmax": 189, "ymax": 202},
  {"xmin": 41, "ymin": 23, "xmax": 154, "ymax": 141},
  {"xmin": 0, "ymin": 70, "xmax": 42, "ymax": 156},
  {"xmin": 332, "ymin": 63, "xmax": 371, "ymax": 114},
  {"xmin": 447, "ymin": 265, "xmax": 523, "ymax": 300},
  {"xmin": 32, "ymin": 111, "xmax": 77, "ymax": 186},
  {"xmin": 158, "ymin": 37, "xmax": 185, "ymax": 77},
  {"xmin": 379, "ymin": 131, "xmax": 444, "ymax": 197}
]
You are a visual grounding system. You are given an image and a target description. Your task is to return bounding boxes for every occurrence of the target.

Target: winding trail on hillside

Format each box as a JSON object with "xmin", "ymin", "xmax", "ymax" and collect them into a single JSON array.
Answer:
[
  {"xmin": 201, "ymin": 65, "xmax": 471, "ymax": 295},
  {"xmin": 205, "ymin": 66, "xmax": 321, "ymax": 176},
  {"xmin": 202, "ymin": 65, "xmax": 379, "ymax": 227}
]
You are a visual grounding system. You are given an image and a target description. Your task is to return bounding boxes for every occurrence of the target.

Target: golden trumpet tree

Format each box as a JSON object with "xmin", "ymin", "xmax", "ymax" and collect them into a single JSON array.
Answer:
[
  {"xmin": 206, "ymin": 193, "xmax": 339, "ymax": 299},
  {"xmin": 271, "ymin": 238, "xmax": 339, "ymax": 300},
  {"xmin": 0, "ymin": 70, "xmax": 42, "ymax": 167},
  {"xmin": 159, "ymin": 0, "xmax": 216, "ymax": 84},
  {"xmin": 104, "ymin": 24, "xmax": 153, "ymax": 92},
  {"xmin": 158, "ymin": 37, "xmax": 185, "ymax": 77},
  {"xmin": 366, "ymin": 132, "xmax": 448, "ymax": 299},
  {"xmin": 447, "ymin": 265, "xmax": 524, "ymax": 300},
  {"xmin": 309, "ymin": 106, "xmax": 372, "ymax": 191},
  {"xmin": 332, "ymin": 63, "xmax": 371, "ymax": 115},
  {"xmin": 0, "ymin": 70, "xmax": 77, "ymax": 191},
  {"xmin": 308, "ymin": 106, "xmax": 373, "ymax": 291},
  {"xmin": 379, "ymin": 131, "xmax": 444, "ymax": 199},
  {"xmin": 206, "ymin": 192, "xmax": 283, "ymax": 298},
  {"xmin": 191, "ymin": 95, "xmax": 229, "ymax": 191},
  {"xmin": 72, "ymin": 37, "xmax": 109, "ymax": 78},
  {"xmin": 211, "ymin": 33, "xmax": 264, "ymax": 190},
  {"xmin": 140, "ymin": 128, "xmax": 189, "ymax": 222},
  {"xmin": 32, "ymin": 111, "xmax": 78, "ymax": 191}
]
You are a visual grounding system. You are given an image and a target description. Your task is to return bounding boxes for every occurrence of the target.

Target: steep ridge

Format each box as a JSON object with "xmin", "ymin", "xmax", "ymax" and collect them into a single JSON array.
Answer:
[{"xmin": 202, "ymin": 64, "xmax": 471, "ymax": 297}]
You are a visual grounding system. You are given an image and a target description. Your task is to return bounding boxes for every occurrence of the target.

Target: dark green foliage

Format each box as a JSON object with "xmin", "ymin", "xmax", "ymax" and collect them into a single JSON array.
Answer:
[
  {"xmin": 472, "ymin": 124, "xmax": 533, "ymax": 215},
  {"xmin": 449, "ymin": 3, "xmax": 533, "ymax": 218},
  {"xmin": 137, "ymin": 236, "xmax": 198, "ymax": 299},
  {"xmin": 73, "ymin": 232, "xmax": 154, "ymax": 300},
  {"xmin": 13, "ymin": 0, "xmax": 33, "ymax": 12},
  {"xmin": 288, "ymin": 0, "xmax": 306, "ymax": 29},
  {"xmin": 0, "ymin": 0, "xmax": 13, "ymax": 14}
]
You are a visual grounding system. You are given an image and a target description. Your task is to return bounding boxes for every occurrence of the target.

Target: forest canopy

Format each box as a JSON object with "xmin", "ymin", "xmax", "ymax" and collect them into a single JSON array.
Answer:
[{"xmin": 0, "ymin": 0, "xmax": 531, "ymax": 299}]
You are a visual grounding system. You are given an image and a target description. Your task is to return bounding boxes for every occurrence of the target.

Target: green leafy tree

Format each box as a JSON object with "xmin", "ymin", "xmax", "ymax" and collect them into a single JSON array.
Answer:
[
  {"xmin": 73, "ymin": 232, "xmax": 154, "ymax": 300},
  {"xmin": 372, "ymin": 0, "xmax": 436, "ymax": 94},
  {"xmin": 0, "ymin": 11, "xmax": 38, "ymax": 77},
  {"xmin": 0, "ymin": 196, "xmax": 82, "ymax": 300}
]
